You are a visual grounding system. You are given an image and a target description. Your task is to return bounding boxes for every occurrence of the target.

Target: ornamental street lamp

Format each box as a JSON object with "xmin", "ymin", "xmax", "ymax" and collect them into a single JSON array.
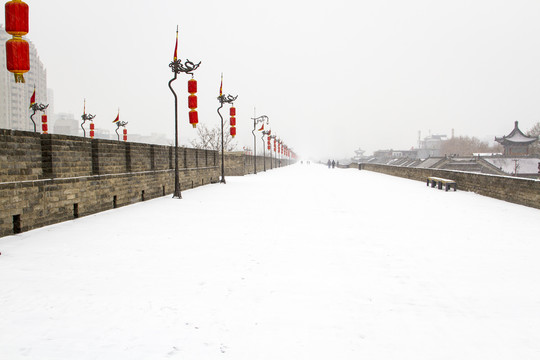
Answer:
[
  {"xmin": 168, "ymin": 27, "xmax": 201, "ymax": 199},
  {"xmin": 269, "ymin": 134, "xmax": 276, "ymax": 169},
  {"xmin": 115, "ymin": 120, "xmax": 128, "ymax": 141},
  {"xmin": 251, "ymin": 115, "xmax": 268, "ymax": 174},
  {"xmin": 30, "ymin": 102, "xmax": 48, "ymax": 133},
  {"xmin": 217, "ymin": 91, "xmax": 238, "ymax": 184},
  {"xmin": 81, "ymin": 100, "xmax": 96, "ymax": 138},
  {"xmin": 261, "ymin": 128, "xmax": 271, "ymax": 172},
  {"xmin": 277, "ymin": 138, "xmax": 282, "ymax": 167}
]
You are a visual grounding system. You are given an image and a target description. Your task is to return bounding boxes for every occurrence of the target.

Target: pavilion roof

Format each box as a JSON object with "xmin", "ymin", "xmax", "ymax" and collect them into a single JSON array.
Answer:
[{"xmin": 495, "ymin": 121, "xmax": 538, "ymax": 145}]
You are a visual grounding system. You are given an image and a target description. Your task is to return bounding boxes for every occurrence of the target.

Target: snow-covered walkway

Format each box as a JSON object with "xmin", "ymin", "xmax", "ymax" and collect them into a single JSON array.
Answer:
[{"xmin": 1, "ymin": 164, "xmax": 540, "ymax": 359}]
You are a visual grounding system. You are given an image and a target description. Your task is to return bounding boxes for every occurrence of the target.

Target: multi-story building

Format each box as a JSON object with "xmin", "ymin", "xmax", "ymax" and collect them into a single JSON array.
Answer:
[{"xmin": 0, "ymin": 24, "xmax": 48, "ymax": 131}]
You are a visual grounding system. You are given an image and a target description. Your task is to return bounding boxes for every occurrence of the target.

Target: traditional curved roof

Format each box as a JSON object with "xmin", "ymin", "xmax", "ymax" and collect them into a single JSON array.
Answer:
[{"xmin": 495, "ymin": 121, "xmax": 538, "ymax": 145}]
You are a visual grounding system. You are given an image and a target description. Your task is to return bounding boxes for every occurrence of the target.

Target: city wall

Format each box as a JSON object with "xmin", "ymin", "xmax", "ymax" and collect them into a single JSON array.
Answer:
[
  {"xmin": 358, "ymin": 163, "xmax": 540, "ymax": 210},
  {"xmin": 0, "ymin": 129, "xmax": 291, "ymax": 237}
]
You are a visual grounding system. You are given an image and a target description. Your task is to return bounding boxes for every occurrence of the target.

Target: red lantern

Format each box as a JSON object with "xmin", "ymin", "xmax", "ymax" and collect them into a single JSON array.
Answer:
[
  {"xmin": 230, "ymin": 107, "xmax": 236, "ymax": 116},
  {"xmin": 89, "ymin": 122, "xmax": 95, "ymax": 139},
  {"xmin": 189, "ymin": 110, "xmax": 198, "ymax": 128},
  {"xmin": 188, "ymin": 95, "xmax": 197, "ymax": 109},
  {"xmin": 5, "ymin": 0, "xmax": 29, "ymax": 83},
  {"xmin": 230, "ymin": 126, "xmax": 236, "ymax": 137},
  {"xmin": 41, "ymin": 114, "xmax": 47, "ymax": 134},
  {"xmin": 187, "ymin": 78, "xmax": 198, "ymax": 128},
  {"xmin": 230, "ymin": 117, "xmax": 236, "ymax": 127},
  {"xmin": 273, "ymin": 139, "xmax": 276, "ymax": 152},
  {"xmin": 5, "ymin": 38, "xmax": 29, "ymax": 83},
  {"xmin": 188, "ymin": 78, "xmax": 197, "ymax": 94},
  {"xmin": 123, "ymin": 128, "xmax": 127, "ymax": 142},
  {"xmin": 5, "ymin": 0, "xmax": 29, "ymax": 36}
]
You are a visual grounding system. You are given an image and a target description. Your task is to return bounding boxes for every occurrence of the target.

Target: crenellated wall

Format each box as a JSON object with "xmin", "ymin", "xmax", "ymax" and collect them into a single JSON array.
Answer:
[{"xmin": 1, "ymin": 129, "xmax": 293, "ymax": 237}]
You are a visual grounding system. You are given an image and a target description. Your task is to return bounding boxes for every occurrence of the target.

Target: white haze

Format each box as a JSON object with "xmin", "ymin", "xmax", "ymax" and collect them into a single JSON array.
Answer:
[{"xmin": 5, "ymin": 0, "xmax": 540, "ymax": 158}]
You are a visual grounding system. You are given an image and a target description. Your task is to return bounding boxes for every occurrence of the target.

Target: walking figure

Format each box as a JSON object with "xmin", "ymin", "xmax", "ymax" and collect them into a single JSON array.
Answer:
[
  {"xmin": 331, "ymin": 160, "xmax": 335, "ymax": 168},
  {"xmin": 327, "ymin": 159, "xmax": 331, "ymax": 168}
]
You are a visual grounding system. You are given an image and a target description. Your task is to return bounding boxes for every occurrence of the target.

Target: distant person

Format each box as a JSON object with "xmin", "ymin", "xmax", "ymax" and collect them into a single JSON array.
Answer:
[
  {"xmin": 336, "ymin": 161, "xmax": 340, "ymax": 167},
  {"xmin": 331, "ymin": 160, "xmax": 335, "ymax": 168},
  {"xmin": 327, "ymin": 159, "xmax": 331, "ymax": 168}
]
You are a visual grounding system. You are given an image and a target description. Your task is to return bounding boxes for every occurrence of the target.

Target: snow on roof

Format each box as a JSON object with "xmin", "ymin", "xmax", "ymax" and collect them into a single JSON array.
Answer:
[
  {"xmin": 416, "ymin": 157, "xmax": 443, "ymax": 168},
  {"xmin": 484, "ymin": 157, "xmax": 540, "ymax": 174},
  {"xmin": 495, "ymin": 121, "xmax": 538, "ymax": 144}
]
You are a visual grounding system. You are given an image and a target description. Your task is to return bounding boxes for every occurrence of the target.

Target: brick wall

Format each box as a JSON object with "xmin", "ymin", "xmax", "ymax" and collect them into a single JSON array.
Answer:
[
  {"xmin": 359, "ymin": 163, "xmax": 540, "ymax": 210},
  {"xmin": 225, "ymin": 152, "xmax": 290, "ymax": 176},
  {"xmin": 1, "ymin": 130, "xmax": 293, "ymax": 237}
]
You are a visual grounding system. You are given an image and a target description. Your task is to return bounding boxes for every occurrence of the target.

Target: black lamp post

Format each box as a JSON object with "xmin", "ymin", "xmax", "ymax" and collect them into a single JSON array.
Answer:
[
  {"xmin": 269, "ymin": 134, "xmax": 276, "ymax": 169},
  {"xmin": 168, "ymin": 28, "xmax": 201, "ymax": 199},
  {"xmin": 115, "ymin": 121, "xmax": 128, "ymax": 140},
  {"xmin": 261, "ymin": 128, "xmax": 271, "ymax": 172},
  {"xmin": 217, "ymin": 93, "xmax": 238, "ymax": 184},
  {"xmin": 81, "ymin": 100, "xmax": 96, "ymax": 138},
  {"xmin": 251, "ymin": 115, "xmax": 268, "ymax": 174},
  {"xmin": 30, "ymin": 102, "xmax": 48, "ymax": 133},
  {"xmin": 277, "ymin": 138, "xmax": 282, "ymax": 167}
]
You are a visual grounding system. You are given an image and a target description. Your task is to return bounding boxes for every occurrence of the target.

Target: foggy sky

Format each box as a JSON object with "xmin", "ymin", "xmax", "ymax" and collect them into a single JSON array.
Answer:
[{"xmin": 5, "ymin": 0, "xmax": 540, "ymax": 159}]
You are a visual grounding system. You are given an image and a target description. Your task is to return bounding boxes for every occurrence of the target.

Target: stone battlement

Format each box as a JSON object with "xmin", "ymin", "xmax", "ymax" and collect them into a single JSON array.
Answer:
[{"xmin": 0, "ymin": 129, "xmax": 291, "ymax": 237}]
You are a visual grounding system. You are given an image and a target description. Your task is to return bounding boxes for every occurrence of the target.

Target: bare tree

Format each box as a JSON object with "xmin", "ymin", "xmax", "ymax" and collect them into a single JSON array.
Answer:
[
  {"xmin": 440, "ymin": 136, "xmax": 502, "ymax": 156},
  {"xmin": 190, "ymin": 123, "xmax": 237, "ymax": 152},
  {"xmin": 527, "ymin": 122, "xmax": 540, "ymax": 155}
]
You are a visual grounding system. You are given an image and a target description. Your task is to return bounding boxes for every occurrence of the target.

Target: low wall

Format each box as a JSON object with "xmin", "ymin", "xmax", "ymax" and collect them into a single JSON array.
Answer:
[
  {"xmin": 1, "ymin": 129, "xmax": 293, "ymax": 237},
  {"xmin": 225, "ymin": 153, "xmax": 290, "ymax": 176},
  {"xmin": 359, "ymin": 163, "xmax": 540, "ymax": 210}
]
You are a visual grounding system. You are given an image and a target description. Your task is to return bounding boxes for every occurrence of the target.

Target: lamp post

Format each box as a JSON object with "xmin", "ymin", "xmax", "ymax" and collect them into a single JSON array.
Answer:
[
  {"xmin": 115, "ymin": 121, "xmax": 128, "ymax": 141},
  {"xmin": 251, "ymin": 115, "xmax": 268, "ymax": 174},
  {"xmin": 30, "ymin": 102, "xmax": 48, "ymax": 133},
  {"xmin": 168, "ymin": 27, "xmax": 201, "ymax": 199},
  {"xmin": 269, "ymin": 134, "xmax": 276, "ymax": 169},
  {"xmin": 217, "ymin": 93, "xmax": 238, "ymax": 184},
  {"xmin": 261, "ymin": 128, "xmax": 271, "ymax": 172},
  {"xmin": 81, "ymin": 100, "xmax": 96, "ymax": 138},
  {"xmin": 277, "ymin": 138, "xmax": 282, "ymax": 167}
]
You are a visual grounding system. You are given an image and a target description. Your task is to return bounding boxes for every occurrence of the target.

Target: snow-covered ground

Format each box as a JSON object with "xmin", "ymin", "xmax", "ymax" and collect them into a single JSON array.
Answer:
[{"xmin": 1, "ymin": 164, "xmax": 540, "ymax": 359}]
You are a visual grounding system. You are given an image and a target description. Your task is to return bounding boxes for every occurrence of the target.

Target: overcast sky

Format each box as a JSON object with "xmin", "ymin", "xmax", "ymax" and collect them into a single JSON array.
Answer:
[{"xmin": 5, "ymin": 0, "xmax": 540, "ymax": 159}]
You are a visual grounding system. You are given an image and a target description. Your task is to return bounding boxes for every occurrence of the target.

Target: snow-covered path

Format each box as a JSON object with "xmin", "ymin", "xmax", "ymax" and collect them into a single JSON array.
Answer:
[{"xmin": 1, "ymin": 164, "xmax": 540, "ymax": 359}]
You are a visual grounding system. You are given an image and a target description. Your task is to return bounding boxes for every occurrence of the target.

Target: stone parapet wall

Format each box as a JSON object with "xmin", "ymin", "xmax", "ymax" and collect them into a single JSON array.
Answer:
[
  {"xmin": 360, "ymin": 163, "xmax": 540, "ymax": 210},
  {"xmin": 1, "ymin": 130, "xmax": 293, "ymax": 237},
  {"xmin": 0, "ymin": 129, "xmax": 42, "ymax": 182},
  {"xmin": 225, "ymin": 153, "xmax": 290, "ymax": 176}
]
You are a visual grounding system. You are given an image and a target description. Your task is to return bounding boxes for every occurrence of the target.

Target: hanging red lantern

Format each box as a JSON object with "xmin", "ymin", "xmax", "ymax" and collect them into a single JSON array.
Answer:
[
  {"xmin": 5, "ymin": 38, "xmax": 29, "ymax": 83},
  {"xmin": 41, "ymin": 114, "xmax": 47, "ymax": 134},
  {"xmin": 188, "ymin": 78, "xmax": 197, "ymax": 94},
  {"xmin": 89, "ymin": 122, "xmax": 95, "ymax": 139},
  {"xmin": 123, "ymin": 128, "xmax": 127, "ymax": 142},
  {"xmin": 5, "ymin": 0, "xmax": 30, "ymax": 83},
  {"xmin": 5, "ymin": 0, "xmax": 29, "ymax": 35},
  {"xmin": 189, "ymin": 110, "xmax": 198, "ymax": 128},
  {"xmin": 188, "ymin": 94, "xmax": 197, "ymax": 109},
  {"xmin": 229, "ymin": 106, "xmax": 236, "ymax": 135},
  {"xmin": 187, "ymin": 78, "xmax": 198, "ymax": 128}
]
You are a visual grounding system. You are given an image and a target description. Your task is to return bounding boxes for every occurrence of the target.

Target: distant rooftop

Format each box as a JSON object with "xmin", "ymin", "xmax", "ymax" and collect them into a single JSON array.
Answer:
[{"xmin": 495, "ymin": 121, "xmax": 538, "ymax": 145}]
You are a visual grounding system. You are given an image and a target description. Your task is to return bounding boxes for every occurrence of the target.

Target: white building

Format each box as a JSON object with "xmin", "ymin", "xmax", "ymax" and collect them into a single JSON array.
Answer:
[
  {"xmin": 0, "ymin": 24, "xmax": 48, "ymax": 131},
  {"xmin": 53, "ymin": 113, "xmax": 80, "ymax": 136}
]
